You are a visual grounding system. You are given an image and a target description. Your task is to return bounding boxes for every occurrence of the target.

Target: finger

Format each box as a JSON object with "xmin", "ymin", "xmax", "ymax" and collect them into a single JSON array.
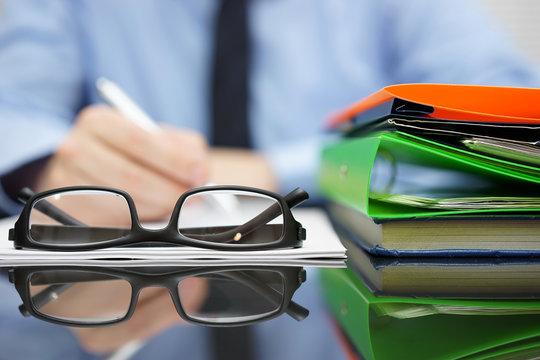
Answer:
[
  {"xmin": 35, "ymin": 140, "xmax": 175, "ymax": 222},
  {"xmin": 63, "ymin": 132, "xmax": 190, "ymax": 220},
  {"xmin": 209, "ymin": 148, "xmax": 278, "ymax": 190},
  {"xmin": 160, "ymin": 126, "xmax": 210, "ymax": 186}
]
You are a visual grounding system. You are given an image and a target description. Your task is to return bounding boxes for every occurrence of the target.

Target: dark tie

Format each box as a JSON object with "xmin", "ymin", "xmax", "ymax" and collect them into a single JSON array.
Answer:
[
  {"xmin": 210, "ymin": 1, "xmax": 255, "ymax": 359},
  {"xmin": 211, "ymin": 0, "xmax": 251, "ymax": 148}
]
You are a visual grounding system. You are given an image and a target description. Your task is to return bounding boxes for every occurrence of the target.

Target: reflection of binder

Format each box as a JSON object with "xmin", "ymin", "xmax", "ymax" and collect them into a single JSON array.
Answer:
[
  {"xmin": 319, "ymin": 131, "xmax": 540, "ymax": 219},
  {"xmin": 321, "ymin": 266, "xmax": 540, "ymax": 360},
  {"xmin": 328, "ymin": 84, "xmax": 540, "ymax": 131}
]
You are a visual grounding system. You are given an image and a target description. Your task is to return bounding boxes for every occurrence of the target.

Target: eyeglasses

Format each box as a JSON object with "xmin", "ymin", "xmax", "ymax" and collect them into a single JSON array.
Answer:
[
  {"xmin": 10, "ymin": 185, "xmax": 308, "ymax": 251},
  {"xmin": 9, "ymin": 265, "xmax": 308, "ymax": 327}
]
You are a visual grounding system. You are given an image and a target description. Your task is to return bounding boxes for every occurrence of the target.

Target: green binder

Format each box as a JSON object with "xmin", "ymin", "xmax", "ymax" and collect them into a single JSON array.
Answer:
[
  {"xmin": 319, "ymin": 131, "xmax": 540, "ymax": 219},
  {"xmin": 320, "ymin": 266, "xmax": 540, "ymax": 360}
]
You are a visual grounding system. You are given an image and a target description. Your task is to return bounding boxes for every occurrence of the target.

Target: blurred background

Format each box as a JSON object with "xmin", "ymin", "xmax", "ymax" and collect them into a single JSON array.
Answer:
[{"xmin": 480, "ymin": 0, "xmax": 540, "ymax": 65}]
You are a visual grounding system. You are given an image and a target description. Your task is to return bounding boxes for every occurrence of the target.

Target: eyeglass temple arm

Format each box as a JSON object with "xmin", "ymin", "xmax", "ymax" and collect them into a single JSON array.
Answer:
[
  {"xmin": 284, "ymin": 187, "xmax": 310, "ymax": 208},
  {"xmin": 19, "ymin": 283, "xmax": 72, "ymax": 317},
  {"xmin": 18, "ymin": 188, "xmax": 86, "ymax": 226}
]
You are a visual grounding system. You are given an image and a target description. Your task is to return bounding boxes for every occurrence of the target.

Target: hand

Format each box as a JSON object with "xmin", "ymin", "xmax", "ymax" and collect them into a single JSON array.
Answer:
[
  {"xmin": 209, "ymin": 148, "xmax": 278, "ymax": 191},
  {"xmin": 33, "ymin": 105, "xmax": 209, "ymax": 221}
]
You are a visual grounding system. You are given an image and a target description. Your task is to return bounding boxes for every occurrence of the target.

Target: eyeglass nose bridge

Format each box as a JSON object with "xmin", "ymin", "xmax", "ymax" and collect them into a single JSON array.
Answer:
[
  {"xmin": 122, "ymin": 222, "xmax": 189, "ymax": 246},
  {"xmin": 129, "ymin": 276, "xmax": 218, "ymax": 324},
  {"xmin": 126, "ymin": 225, "xmax": 182, "ymax": 244},
  {"xmin": 116, "ymin": 225, "xmax": 255, "ymax": 248},
  {"xmin": 131, "ymin": 282, "xmax": 186, "ymax": 313}
]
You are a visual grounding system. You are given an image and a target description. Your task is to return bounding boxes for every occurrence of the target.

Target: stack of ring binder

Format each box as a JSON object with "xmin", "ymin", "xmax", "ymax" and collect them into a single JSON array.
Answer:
[{"xmin": 318, "ymin": 84, "xmax": 540, "ymax": 359}]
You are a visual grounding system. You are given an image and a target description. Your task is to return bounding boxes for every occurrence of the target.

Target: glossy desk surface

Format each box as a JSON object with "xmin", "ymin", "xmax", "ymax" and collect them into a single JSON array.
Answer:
[
  {"xmin": 0, "ymin": 263, "xmax": 348, "ymax": 360},
  {"xmin": 4, "ymin": 257, "xmax": 540, "ymax": 360}
]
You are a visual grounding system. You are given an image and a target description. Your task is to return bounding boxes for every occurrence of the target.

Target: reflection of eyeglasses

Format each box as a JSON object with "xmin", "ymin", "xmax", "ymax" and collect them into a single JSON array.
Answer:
[
  {"xmin": 10, "ymin": 185, "xmax": 308, "ymax": 251},
  {"xmin": 9, "ymin": 266, "xmax": 309, "ymax": 327}
]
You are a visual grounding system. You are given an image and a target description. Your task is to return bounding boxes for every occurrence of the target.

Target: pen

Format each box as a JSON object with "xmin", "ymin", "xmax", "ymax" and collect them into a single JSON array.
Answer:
[
  {"xmin": 96, "ymin": 77, "xmax": 239, "ymax": 212},
  {"xmin": 96, "ymin": 78, "xmax": 161, "ymax": 134}
]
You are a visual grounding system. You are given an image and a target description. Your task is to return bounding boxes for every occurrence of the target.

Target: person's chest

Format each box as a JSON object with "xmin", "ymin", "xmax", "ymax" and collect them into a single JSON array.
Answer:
[{"xmin": 78, "ymin": 0, "xmax": 390, "ymax": 146}]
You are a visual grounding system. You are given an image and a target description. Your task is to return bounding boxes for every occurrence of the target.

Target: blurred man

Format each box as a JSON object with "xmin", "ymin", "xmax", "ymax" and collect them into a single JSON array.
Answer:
[{"xmin": 0, "ymin": 0, "xmax": 538, "ymax": 359}]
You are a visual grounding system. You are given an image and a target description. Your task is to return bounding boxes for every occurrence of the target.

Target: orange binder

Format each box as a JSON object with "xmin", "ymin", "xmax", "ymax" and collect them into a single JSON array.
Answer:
[{"xmin": 329, "ymin": 84, "xmax": 540, "ymax": 131}]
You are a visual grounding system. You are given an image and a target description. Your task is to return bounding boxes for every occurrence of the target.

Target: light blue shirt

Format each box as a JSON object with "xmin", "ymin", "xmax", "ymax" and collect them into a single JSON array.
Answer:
[{"xmin": 0, "ymin": 0, "xmax": 538, "ymax": 214}]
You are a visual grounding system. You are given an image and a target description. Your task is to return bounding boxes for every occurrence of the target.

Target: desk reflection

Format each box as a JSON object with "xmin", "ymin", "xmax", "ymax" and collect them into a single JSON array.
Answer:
[{"xmin": 9, "ymin": 265, "xmax": 308, "ymax": 328}]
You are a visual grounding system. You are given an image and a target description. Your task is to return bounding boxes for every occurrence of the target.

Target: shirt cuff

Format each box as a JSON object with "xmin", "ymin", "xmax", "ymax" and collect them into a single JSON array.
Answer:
[{"xmin": 0, "ymin": 109, "xmax": 71, "ymax": 215}]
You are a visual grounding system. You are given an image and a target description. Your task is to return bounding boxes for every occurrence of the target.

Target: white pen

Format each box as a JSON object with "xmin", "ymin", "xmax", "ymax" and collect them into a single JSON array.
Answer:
[
  {"xmin": 96, "ymin": 78, "xmax": 161, "ymax": 134},
  {"xmin": 96, "ymin": 77, "xmax": 239, "ymax": 212}
]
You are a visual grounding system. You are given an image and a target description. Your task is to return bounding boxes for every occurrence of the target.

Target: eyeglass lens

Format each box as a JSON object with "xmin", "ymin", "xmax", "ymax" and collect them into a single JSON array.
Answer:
[
  {"xmin": 178, "ymin": 270, "xmax": 285, "ymax": 323},
  {"xmin": 177, "ymin": 190, "xmax": 285, "ymax": 245},
  {"xmin": 28, "ymin": 190, "xmax": 132, "ymax": 245},
  {"xmin": 28, "ymin": 270, "xmax": 132, "ymax": 323}
]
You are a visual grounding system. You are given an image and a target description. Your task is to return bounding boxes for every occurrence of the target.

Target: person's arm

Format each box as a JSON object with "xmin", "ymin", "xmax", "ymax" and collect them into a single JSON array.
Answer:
[
  {"xmin": 0, "ymin": 1, "xmax": 211, "ymax": 221},
  {"xmin": 0, "ymin": 0, "xmax": 82, "ymax": 214},
  {"xmin": 33, "ymin": 105, "xmax": 210, "ymax": 221},
  {"xmin": 258, "ymin": 0, "xmax": 540, "ymax": 206},
  {"xmin": 209, "ymin": 148, "xmax": 278, "ymax": 191},
  {"xmin": 207, "ymin": 137, "xmax": 329, "ymax": 205}
]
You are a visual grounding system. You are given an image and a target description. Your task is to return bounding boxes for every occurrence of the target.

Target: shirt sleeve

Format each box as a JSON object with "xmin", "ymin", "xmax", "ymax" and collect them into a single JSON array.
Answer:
[{"xmin": 0, "ymin": 0, "xmax": 84, "ymax": 214}]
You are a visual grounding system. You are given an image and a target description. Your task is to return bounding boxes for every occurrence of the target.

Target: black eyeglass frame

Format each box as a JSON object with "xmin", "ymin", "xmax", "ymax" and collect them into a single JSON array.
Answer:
[
  {"xmin": 9, "ymin": 265, "xmax": 308, "ymax": 327},
  {"xmin": 10, "ymin": 185, "xmax": 308, "ymax": 251}
]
